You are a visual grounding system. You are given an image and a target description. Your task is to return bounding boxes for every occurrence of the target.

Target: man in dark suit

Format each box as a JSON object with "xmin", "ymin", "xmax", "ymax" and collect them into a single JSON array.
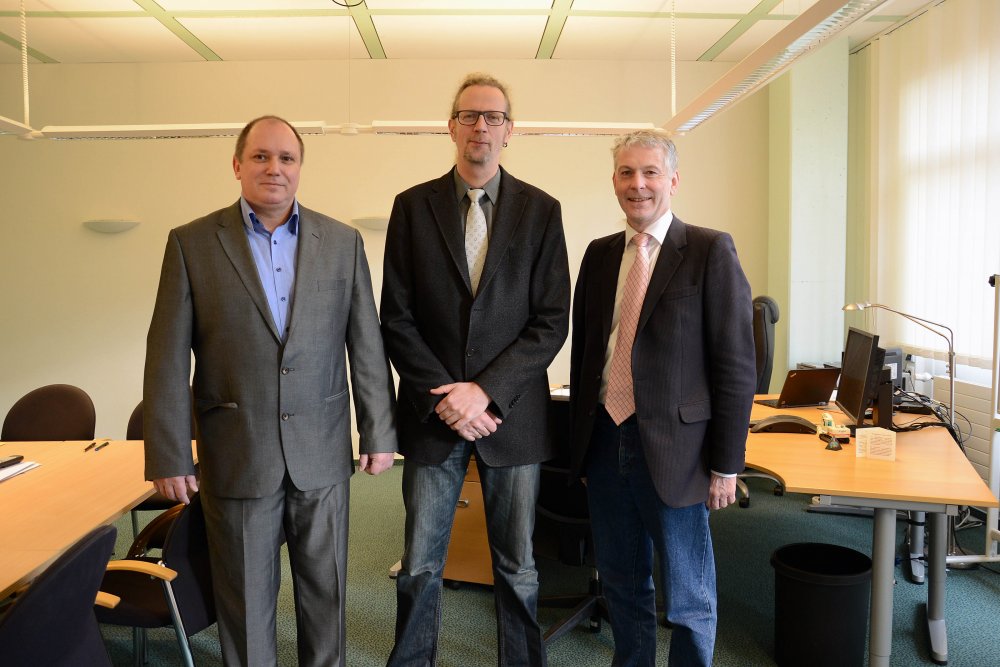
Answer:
[
  {"xmin": 380, "ymin": 73, "xmax": 570, "ymax": 666},
  {"xmin": 144, "ymin": 115, "xmax": 397, "ymax": 667},
  {"xmin": 569, "ymin": 129, "xmax": 756, "ymax": 666}
]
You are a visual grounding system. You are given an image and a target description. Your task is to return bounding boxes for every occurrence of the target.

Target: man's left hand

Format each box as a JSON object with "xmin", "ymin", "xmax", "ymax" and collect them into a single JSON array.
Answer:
[
  {"xmin": 359, "ymin": 452, "xmax": 395, "ymax": 476},
  {"xmin": 707, "ymin": 474, "xmax": 737, "ymax": 511}
]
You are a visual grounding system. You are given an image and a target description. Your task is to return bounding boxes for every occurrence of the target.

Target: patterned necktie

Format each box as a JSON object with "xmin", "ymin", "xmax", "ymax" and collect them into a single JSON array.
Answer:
[
  {"xmin": 605, "ymin": 232, "xmax": 652, "ymax": 425},
  {"xmin": 465, "ymin": 189, "xmax": 488, "ymax": 295}
]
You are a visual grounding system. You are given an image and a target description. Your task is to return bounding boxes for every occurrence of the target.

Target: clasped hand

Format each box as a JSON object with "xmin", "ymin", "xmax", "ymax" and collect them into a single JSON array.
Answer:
[{"xmin": 430, "ymin": 382, "xmax": 501, "ymax": 441}]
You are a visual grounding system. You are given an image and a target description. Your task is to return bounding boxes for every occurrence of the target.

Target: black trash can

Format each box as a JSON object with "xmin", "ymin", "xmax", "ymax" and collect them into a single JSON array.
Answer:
[{"xmin": 771, "ymin": 542, "xmax": 872, "ymax": 667}]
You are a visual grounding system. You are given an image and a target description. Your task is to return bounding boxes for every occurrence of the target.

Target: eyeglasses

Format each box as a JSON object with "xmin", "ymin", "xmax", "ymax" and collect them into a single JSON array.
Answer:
[{"xmin": 452, "ymin": 110, "xmax": 509, "ymax": 126}]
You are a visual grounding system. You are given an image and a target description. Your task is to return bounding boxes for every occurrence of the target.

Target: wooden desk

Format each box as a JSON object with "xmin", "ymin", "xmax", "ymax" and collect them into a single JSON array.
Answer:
[
  {"xmin": 746, "ymin": 401, "xmax": 998, "ymax": 667},
  {"xmin": 0, "ymin": 440, "xmax": 167, "ymax": 599}
]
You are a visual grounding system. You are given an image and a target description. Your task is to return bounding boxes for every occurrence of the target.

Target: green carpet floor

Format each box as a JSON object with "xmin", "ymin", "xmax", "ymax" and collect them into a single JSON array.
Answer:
[{"xmin": 100, "ymin": 467, "xmax": 1000, "ymax": 666}]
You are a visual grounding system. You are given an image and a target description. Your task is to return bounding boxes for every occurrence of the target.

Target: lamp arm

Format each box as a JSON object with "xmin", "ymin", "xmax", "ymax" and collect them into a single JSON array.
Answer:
[{"xmin": 867, "ymin": 304, "xmax": 954, "ymax": 346}]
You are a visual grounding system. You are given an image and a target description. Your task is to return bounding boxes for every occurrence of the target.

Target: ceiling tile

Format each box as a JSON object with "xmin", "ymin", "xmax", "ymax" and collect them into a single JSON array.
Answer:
[
  {"xmin": 374, "ymin": 15, "xmax": 546, "ymax": 59},
  {"xmin": 157, "ymin": 1, "xmax": 337, "ymax": 9},
  {"xmin": 0, "ymin": 16, "xmax": 200, "ymax": 62},
  {"xmin": 571, "ymin": 0, "xmax": 761, "ymax": 12},
  {"xmin": 177, "ymin": 16, "xmax": 367, "ymax": 60},
  {"xmin": 555, "ymin": 16, "xmax": 737, "ymax": 60},
  {"xmin": 716, "ymin": 18, "xmax": 790, "ymax": 62},
  {"xmin": 366, "ymin": 0, "xmax": 551, "ymax": 8}
]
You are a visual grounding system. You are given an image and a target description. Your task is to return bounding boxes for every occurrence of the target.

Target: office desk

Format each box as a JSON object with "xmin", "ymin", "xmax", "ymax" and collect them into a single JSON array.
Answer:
[
  {"xmin": 0, "ymin": 440, "xmax": 165, "ymax": 599},
  {"xmin": 746, "ymin": 401, "xmax": 998, "ymax": 667}
]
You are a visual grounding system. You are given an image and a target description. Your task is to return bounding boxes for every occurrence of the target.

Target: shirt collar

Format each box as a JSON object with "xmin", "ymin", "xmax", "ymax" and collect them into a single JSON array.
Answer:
[
  {"xmin": 624, "ymin": 210, "xmax": 673, "ymax": 248},
  {"xmin": 453, "ymin": 167, "xmax": 501, "ymax": 205},
  {"xmin": 240, "ymin": 196, "xmax": 300, "ymax": 235}
]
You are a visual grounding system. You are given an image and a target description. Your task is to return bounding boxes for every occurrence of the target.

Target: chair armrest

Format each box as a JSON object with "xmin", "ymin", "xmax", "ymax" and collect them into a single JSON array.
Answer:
[
  {"xmin": 94, "ymin": 591, "xmax": 120, "ymax": 609},
  {"xmin": 105, "ymin": 559, "xmax": 178, "ymax": 581}
]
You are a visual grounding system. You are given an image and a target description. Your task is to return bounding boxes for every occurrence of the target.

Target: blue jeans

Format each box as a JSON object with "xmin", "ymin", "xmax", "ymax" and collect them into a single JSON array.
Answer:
[
  {"xmin": 388, "ymin": 442, "xmax": 546, "ymax": 667},
  {"xmin": 586, "ymin": 408, "xmax": 717, "ymax": 667}
]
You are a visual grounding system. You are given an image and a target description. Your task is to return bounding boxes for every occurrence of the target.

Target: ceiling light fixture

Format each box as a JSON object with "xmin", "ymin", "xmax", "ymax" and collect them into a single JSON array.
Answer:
[
  {"xmin": 663, "ymin": 0, "xmax": 890, "ymax": 134},
  {"xmin": 39, "ymin": 121, "xmax": 327, "ymax": 140},
  {"xmin": 370, "ymin": 120, "xmax": 655, "ymax": 136}
]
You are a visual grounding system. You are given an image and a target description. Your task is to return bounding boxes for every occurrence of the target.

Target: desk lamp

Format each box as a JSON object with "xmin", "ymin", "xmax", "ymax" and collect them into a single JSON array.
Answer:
[{"xmin": 842, "ymin": 302, "xmax": 955, "ymax": 430}]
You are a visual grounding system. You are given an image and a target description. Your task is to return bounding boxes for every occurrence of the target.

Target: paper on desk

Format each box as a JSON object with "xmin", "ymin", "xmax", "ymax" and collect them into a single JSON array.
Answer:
[{"xmin": 0, "ymin": 461, "xmax": 40, "ymax": 482}]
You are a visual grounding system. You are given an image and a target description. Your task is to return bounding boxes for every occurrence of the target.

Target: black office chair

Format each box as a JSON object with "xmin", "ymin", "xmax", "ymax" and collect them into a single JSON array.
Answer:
[
  {"xmin": 97, "ymin": 493, "xmax": 216, "ymax": 667},
  {"xmin": 127, "ymin": 399, "xmax": 200, "ymax": 538},
  {"xmin": 0, "ymin": 525, "xmax": 118, "ymax": 667},
  {"xmin": 737, "ymin": 295, "xmax": 785, "ymax": 508},
  {"xmin": 1, "ymin": 383, "xmax": 96, "ymax": 441},
  {"xmin": 535, "ymin": 399, "xmax": 610, "ymax": 644}
]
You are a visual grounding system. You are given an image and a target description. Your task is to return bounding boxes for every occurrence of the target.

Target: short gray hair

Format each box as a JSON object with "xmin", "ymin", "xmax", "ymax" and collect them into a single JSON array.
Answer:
[{"xmin": 611, "ymin": 129, "xmax": 678, "ymax": 173}]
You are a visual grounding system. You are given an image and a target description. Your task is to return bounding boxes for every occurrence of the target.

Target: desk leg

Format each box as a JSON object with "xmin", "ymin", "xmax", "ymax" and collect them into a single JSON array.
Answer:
[
  {"xmin": 927, "ymin": 511, "xmax": 948, "ymax": 665},
  {"xmin": 908, "ymin": 510, "xmax": 926, "ymax": 583},
  {"xmin": 870, "ymin": 507, "xmax": 896, "ymax": 667}
]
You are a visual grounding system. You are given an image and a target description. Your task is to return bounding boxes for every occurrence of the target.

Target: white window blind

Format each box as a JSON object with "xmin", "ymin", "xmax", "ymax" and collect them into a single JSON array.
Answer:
[{"xmin": 850, "ymin": 0, "xmax": 1000, "ymax": 369}]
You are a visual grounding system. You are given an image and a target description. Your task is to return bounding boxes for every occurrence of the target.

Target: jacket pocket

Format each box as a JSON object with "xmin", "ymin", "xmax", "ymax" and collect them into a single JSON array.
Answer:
[
  {"xmin": 318, "ymin": 279, "xmax": 346, "ymax": 292},
  {"xmin": 661, "ymin": 285, "xmax": 699, "ymax": 300},
  {"xmin": 678, "ymin": 399, "xmax": 711, "ymax": 424}
]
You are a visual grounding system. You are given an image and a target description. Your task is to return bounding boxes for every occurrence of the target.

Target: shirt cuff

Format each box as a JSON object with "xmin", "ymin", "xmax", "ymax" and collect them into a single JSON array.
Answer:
[{"xmin": 711, "ymin": 470, "xmax": 737, "ymax": 478}]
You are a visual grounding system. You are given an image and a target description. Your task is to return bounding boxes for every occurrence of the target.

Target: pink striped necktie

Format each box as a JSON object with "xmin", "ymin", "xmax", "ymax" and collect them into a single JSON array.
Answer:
[{"xmin": 605, "ymin": 232, "xmax": 652, "ymax": 425}]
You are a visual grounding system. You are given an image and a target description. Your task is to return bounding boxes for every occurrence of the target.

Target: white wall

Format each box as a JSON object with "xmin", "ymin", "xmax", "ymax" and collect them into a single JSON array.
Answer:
[{"xmin": 0, "ymin": 58, "xmax": 769, "ymax": 441}]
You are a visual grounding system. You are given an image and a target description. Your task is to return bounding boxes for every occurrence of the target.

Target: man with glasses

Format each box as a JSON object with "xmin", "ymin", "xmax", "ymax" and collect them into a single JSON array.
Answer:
[{"xmin": 380, "ymin": 73, "xmax": 570, "ymax": 666}]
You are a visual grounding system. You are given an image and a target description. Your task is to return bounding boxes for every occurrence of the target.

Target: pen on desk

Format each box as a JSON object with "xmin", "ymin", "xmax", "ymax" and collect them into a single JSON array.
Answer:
[
  {"xmin": 94, "ymin": 441, "xmax": 110, "ymax": 452},
  {"xmin": 84, "ymin": 441, "xmax": 97, "ymax": 452}
]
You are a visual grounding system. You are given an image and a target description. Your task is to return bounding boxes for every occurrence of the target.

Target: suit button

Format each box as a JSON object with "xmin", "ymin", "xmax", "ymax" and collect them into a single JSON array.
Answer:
[
  {"xmin": 466, "ymin": 349, "xmax": 475, "ymax": 357},
  {"xmin": 281, "ymin": 367, "xmax": 290, "ymax": 375},
  {"xmin": 281, "ymin": 413, "xmax": 290, "ymax": 421}
]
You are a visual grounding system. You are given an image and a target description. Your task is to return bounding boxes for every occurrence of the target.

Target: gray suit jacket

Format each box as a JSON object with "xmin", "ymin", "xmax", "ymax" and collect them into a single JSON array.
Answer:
[
  {"xmin": 380, "ymin": 168, "xmax": 570, "ymax": 467},
  {"xmin": 569, "ymin": 217, "xmax": 756, "ymax": 507},
  {"xmin": 144, "ymin": 201, "xmax": 397, "ymax": 498}
]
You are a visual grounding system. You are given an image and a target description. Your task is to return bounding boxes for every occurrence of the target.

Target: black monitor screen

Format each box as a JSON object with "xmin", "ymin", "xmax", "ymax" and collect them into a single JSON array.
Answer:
[{"xmin": 836, "ymin": 327, "xmax": 885, "ymax": 427}]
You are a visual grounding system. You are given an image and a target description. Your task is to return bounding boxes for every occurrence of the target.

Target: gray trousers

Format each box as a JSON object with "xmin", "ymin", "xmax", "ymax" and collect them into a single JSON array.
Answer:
[{"xmin": 201, "ymin": 477, "xmax": 349, "ymax": 667}]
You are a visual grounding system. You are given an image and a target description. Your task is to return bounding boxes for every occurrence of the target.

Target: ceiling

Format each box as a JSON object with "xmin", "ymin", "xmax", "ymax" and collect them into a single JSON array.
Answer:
[{"xmin": 0, "ymin": 0, "xmax": 931, "ymax": 66}]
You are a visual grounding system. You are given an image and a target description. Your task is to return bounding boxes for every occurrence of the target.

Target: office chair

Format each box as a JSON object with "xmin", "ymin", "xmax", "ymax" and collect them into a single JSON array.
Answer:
[
  {"xmin": 1, "ymin": 383, "xmax": 96, "ymax": 441},
  {"xmin": 535, "ymin": 399, "xmax": 610, "ymax": 644},
  {"xmin": 0, "ymin": 525, "xmax": 118, "ymax": 667},
  {"xmin": 126, "ymin": 400, "xmax": 196, "ymax": 538},
  {"xmin": 96, "ymin": 493, "xmax": 216, "ymax": 667},
  {"xmin": 737, "ymin": 295, "xmax": 785, "ymax": 508}
]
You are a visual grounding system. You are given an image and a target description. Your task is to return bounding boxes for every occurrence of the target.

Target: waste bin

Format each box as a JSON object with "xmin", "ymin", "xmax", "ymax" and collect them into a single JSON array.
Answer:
[{"xmin": 771, "ymin": 542, "xmax": 872, "ymax": 667}]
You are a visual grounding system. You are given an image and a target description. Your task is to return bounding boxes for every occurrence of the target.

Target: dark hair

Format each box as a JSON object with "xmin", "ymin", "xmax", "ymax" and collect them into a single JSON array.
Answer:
[
  {"xmin": 450, "ymin": 72, "xmax": 513, "ymax": 119},
  {"xmin": 234, "ymin": 115, "xmax": 304, "ymax": 163}
]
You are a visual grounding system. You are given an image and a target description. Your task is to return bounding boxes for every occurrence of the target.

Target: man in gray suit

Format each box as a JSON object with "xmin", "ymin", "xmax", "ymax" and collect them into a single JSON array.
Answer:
[
  {"xmin": 570, "ymin": 130, "xmax": 756, "ymax": 666},
  {"xmin": 144, "ymin": 115, "xmax": 397, "ymax": 667},
  {"xmin": 380, "ymin": 73, "xmax": 570, "ymax": 666}
]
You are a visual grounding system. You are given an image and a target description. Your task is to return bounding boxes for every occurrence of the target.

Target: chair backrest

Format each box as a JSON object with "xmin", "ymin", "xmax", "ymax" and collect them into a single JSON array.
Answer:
[
  {"xmin": 127, "ymin": 398, "xmax": 197, "ymax": 440},
  {"xmin": 0, "ymin": 525, "xmax": 116, "ymax": 667},
  {"xmin": 161, "ymin": 494, "xmax": 216, "ymax": 636},
  {"xmin": 752, "ymin": 296, "xmax": 781, "ymax": 395},
  {"xmin": 2, "ymin": 384, "xmax": 96, "ymax": 441},
  {"xmin": 534, "ymin": 399, "xmax": 594, "ymax": 567}
]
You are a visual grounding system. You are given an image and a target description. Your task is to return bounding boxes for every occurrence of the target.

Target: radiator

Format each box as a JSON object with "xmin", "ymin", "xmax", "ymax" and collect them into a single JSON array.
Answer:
[{"xmin": 933, "ymin": 376, "xmax": 994, "ymax": 484}]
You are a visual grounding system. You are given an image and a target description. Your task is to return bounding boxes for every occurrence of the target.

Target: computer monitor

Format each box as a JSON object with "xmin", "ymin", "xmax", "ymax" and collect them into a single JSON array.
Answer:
[{"xmin": 835, "ymin": 327, "xmax": 886, "ymax": 429}]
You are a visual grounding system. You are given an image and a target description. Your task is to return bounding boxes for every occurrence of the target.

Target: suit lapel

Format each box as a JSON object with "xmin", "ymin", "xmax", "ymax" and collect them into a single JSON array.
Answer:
[
  {"xmin": 597, "ymin": 233, "xmax": 626, "ymax": 348},
  {"xmin": 286, "ymin": 208, "xmax": 323, "ymax": 344},
  {"xmin": 476, "ymin": 167, "xmax": 524, "ymax": 295},
  {"xmin": 427, "ymin": 171, "xmax": 472, "ymax": 293},
  {"xmin": 638, "ymin": 217, "xmax": 686, "ymax": 333},
  {"xmin": 215, "ymin": 202, "xmax": 282, "ymax": 343}
]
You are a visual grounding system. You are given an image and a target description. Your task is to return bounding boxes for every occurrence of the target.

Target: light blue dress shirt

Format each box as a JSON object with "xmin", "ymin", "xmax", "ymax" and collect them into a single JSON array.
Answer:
[{"xmin": 240, "ymin": 197, "xmax": 299, "ymax": 342}]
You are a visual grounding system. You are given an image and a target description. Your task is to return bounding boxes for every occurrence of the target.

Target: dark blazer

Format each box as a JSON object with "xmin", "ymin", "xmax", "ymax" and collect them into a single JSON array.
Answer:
[
  {"xmin": 380, "ymin": 168, "xmax": 570, "ymax": 467},
  {"xmin": 569, "ymin": 217, "xmax": 756, "ymax": 507},
  {"xmin": 144, "ymin": 201, "xmax": 397, "ymax": 498}
]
